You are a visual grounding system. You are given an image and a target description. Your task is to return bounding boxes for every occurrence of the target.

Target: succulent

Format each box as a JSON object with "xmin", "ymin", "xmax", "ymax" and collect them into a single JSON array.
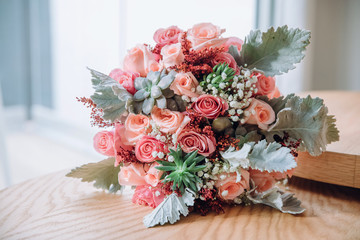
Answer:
[
  {"xmin": 132, "ymin": 70, "xmax": 175, "ymax": 114},
  {"xmin": 200, "ymin": 63, "xmax": 236, "ymax": 89},
  {"xmin": 131, "ymin": 70, "xmax": 187, "ymax": 115},
  {"xmin": 156, "ymin": 146, "xmax": 206, "ymax": 194}
]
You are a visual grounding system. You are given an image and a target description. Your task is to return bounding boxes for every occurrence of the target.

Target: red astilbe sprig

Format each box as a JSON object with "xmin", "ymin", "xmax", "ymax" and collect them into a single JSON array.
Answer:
[
  {"xmin": 192, "ymin": 188, "xmax": 225, "ymax": 216},
  {"xmin": 172, "ymin": 32, "xmax": 224, "ymax": 78},
  {"xmin": 275, "ymin": 132, "xmax": 301, "ymax": 157},
  {"xmin": 160, "ymin": 182, "xmax": 182, "ymax": 197},
  {"xmin": 116, "ymin": 148, "xmax": 139, "ymax": 164},
  {"xmin": 184, "ymin": 109, "xmax": 215, "ymax": 139},
  {"xmin": 206, "ymin": 135, "xmax": 240, "ymax": 162},
  {"xmin": 76, "ymin": 97, "xmax": 114, "ymax": 128}
]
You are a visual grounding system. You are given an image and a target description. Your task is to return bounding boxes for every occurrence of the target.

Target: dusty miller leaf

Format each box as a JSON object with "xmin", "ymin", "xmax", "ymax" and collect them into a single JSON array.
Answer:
[
  {"xmin": 91, "ymin": 88, "xmax": 127, "ymax": 122},
  {"xmin": 143, "ymin": 189, "xmax": 195, "ymax": 228},
  {"xmin": 221, "ymin": 144, "xmax": 252, "ymax": 182},
  {"xmin": 221, "ymin": 144, "xmax": 252, "ymax": 169},
  {"xmin": 88, "ymin": 68, "xmax": 132, "ymax": 122},
  {"xmin": 265, "ymin": 95, "xmax": 339, "ymax": 156},
  {"xmin": 247, "ymin": 188, "xmax": 305, "ymax": 214},
  {"xmin": 66, "ymin": 157, "xmax": 122, "ymax": 193},
  {"xmin": 257, "ymin": 94, "xmax": 295, "ymax": 115},
  {"xmin": 240, "ymin": 26, "xmax": 311, "ymax": 76},
  {"xmin": 228, "ymin": 45, "xmax": 242, "ymax": 66},
  {"xmin": 248, "ymin": 139, "xmax": 297, "ymax": 172}
]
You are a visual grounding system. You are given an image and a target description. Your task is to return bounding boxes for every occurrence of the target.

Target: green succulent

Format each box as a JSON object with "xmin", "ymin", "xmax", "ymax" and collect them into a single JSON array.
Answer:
[
  {"xmin": 200, "ymin": 63, "xmax": 236, "ymax": 89},
  {"xmin": 156, "ymin": 146, "xmax": 206, "ymax": 194},
  {"xmin": 132, "ymin": 70, "xmax": 177, "ymax": 115}
]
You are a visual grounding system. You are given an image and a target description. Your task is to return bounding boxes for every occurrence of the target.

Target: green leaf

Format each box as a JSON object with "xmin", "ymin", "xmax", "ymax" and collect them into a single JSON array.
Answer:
[
  {"xmin": 143, "ymin": 189, "xmax": 195, "ymax": 227},
  {"xmin": 265, "ymin": 95, "xmax": 340, "ymax": 156},
  {"xmin": 156, "ymin": 166, "xmax": 177, "ymax": 171},
  {"xmin": 248, "ymin": 140, "xmax": 296, "ymax": 172},
  {"xmin": 240, "ymin": 26, "xmax": 311, "ymax": 76},
  {"xmin": 66, "ymin": 157, "xmax": 122, "ymax": 193},
  {"xmin": 236, "ymin": 130, "xmax": 262, "ymax": 148},
  {"xmin": 247, "ymin": 188, "xmax": 305, "ymax": 214}
]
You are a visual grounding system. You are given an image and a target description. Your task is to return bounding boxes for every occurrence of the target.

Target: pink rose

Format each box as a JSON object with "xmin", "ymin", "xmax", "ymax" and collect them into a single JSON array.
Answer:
[
  {"xmin": 114, "ymin": 124, "xmax": 133, "ymax": 166},
  {"xmin": 211, "ymin": 52, "xmax": 240, "ymax": 75},
  {"xmin": 109, "ymin": 69, "xmax": 139, "ymax": 95},
  {"xmin": 132, "ymin": 184, "xmax": 165, "ymax": 208},
  {"xmin": 93, "ymin": 131, "xmax": 115, "ymax": 157},
  {"xmin": 153, "ymin": 26, "xmax": 183, "ymax": 47},
  {"xmin": 144, "ymin": 162, "xmax": 163, "ymax": 187},
  {"xmin": 176, "ymin": 130, "xmax": 216, "ymax": 157},
  {"xmin": 214, "ymin": 169, "xmax": 250, "ymax": 200},
  {"xmin": 243, "ymin": 99, "xmax": 275, "ymax": 130},
  {"xmin": 222, "ymin": 37, "xmax": 243, "ymax": 52},
  {"xmin": 191, "ymin": 95, "xmax": 228, "ymax": 119},
  {"xmin": 123, "ymin": 44, "xmax": 162, "ymax": 77},
  {"xmin": 249, "ymin": 169, "xmax": 276, "ymax": 192},
  {"xmin": 160, "ymin": 43, "xmax": 185, "ymax": 68},
  {"xmin": 135, "ymin": 135, "xmax": 167, "ymax": 163},
  {"xmin": 124, "ymin": 113, "xmax": 150, "ymax": 145},
  {"xmin": 187, "ymin": 22, "xmax": 225, "ymax": 48},
  {"xmin": 118, "ymin": 163, "xmax": 148, "ymax": 186},
  {"xmin": 253, "ymin": 73, "xmax": 276, "ymax": 96},
  {"xmin": 267, "ymin": 87, "xmax": 281, "ymax": 99},
  {"xmin": 151, "ymin": 106, "xmax": 185, "ymax": 134},
  {"xmin": 170, "ymin": 72, "xmax": 200, "ymax": 98}
]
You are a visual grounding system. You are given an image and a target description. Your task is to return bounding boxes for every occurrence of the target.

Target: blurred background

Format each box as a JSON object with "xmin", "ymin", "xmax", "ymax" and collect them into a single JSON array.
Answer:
[{"xmin": 0, "ymin": 0, "xmax": 359, "ymax": 189}]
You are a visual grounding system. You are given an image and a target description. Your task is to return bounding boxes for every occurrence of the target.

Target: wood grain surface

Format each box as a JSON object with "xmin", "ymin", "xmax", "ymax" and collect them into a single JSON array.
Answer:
[
  {"xmin": 1, "ymin": 170, "xmax": 360, "ymax": 240},
  {"xmin": 294, "ymin": 91, "xmax": 360, "ymax": 188}
]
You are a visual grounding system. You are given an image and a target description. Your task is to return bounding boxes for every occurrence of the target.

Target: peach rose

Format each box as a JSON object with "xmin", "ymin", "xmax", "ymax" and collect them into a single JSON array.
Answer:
[
  {"xmin": 253, "ymin": 73, "xmax": 276, "ymax": 96},
  {"xmin": 144, "ymin": 162, "xmax": 163, "ymax": 187},
  {"xmin": 153, "ymin": 26, "xmax": 183, "ymax": 47},
  {"xmin": 109, "ymin": 69, "xmax": 139, "ymax": 95},
  {"xmin": 132, "ymin": 184, "xmax": 165, "ymax": 208},
  {"xmin": 114, "ymin": 124, "xmax": 134, "ymax": 166},
  {"xmin": 267, "ymin": 87, "xmax": 281, "ymax": 99},
  {"xmin": 160, "ymin": 43, "xmax": 185, "ymax": 68},
  {"xmin": 249, "ymin": 169, "xmax": 276, "ymax": 192},
  {"xmin": 135, "ymin": 135, "xmax": 167, "ymax": 163},
  {"xmin": 187, "ymin": 22, "xmax": 225, "ymax": 48},
  {"xmin": 118, "ymin": 163, "xmax": 148, "ymax": 186},
  {"xmin": 170, "ymin": 72, "xmax": 200, "ymax": 98},
  {"xmin": 243, "ymin": 99, "xmax": 275, "ymax": 130},
  {"xmin": 192, "ymin": 94, "xmax": 229, "ymax": 119},
  {"xmin": 222, "ymin": 37, "xmax": 243, "ymax": 52},
  {"xmin": 176, "ymin": 130, "xmax": 216, "ymax": 156},
  {"xmin": 124, "ymin": 113, "xmax": 150, "ymax": 145},
  {"xmin": 211, "ymin": 52, "xmax": 240, "ymax": 75},
  {"xmin": 123, "ymin": 44, "xmax": 162, "ymax": 77},
  {"xmin": 215, "ymin": 169, "xmax": 250, "ymax": 200},
  {"xmin": 93, "ymin": 131, "xmax": 115, "ymax": 157},
  {"xmin": 151, "ymin": 106, "xmax": 185, "ymax": 134}
]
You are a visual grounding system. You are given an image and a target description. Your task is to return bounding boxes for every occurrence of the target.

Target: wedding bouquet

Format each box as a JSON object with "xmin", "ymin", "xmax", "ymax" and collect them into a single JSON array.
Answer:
[{"xmin": 68, "ymin": 23, "xmax": 339, "ymax": 227}]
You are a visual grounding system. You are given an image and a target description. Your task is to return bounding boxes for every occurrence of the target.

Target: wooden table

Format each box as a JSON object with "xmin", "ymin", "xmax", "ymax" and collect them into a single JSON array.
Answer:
[
  {"xmin": 1, "ymin": 91, "xmax": 360, "ymax": 240},
  {"xmin": 0, "ymin": 171, "xmax": 360, "ymax": 240}
]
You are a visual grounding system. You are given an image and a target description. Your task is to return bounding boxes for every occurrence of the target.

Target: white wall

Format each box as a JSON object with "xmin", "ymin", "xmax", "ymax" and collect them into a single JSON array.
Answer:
[{"xmin": 50, "ymin": 0, "xmax": 122, "ymax": 128}]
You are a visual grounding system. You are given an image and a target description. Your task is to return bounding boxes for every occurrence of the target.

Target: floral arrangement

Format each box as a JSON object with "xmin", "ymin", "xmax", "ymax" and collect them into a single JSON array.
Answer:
[{"xmin": 68, "ymin": 23, "xmax": 339, "ymax": 227}]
